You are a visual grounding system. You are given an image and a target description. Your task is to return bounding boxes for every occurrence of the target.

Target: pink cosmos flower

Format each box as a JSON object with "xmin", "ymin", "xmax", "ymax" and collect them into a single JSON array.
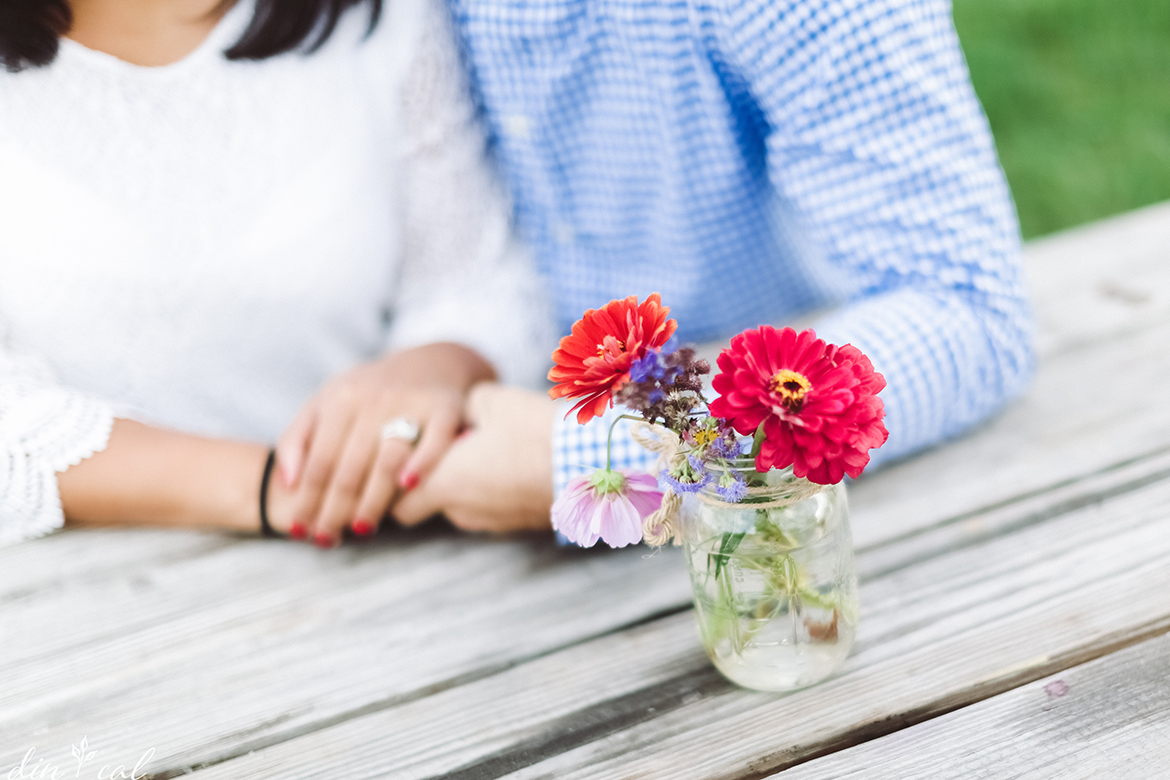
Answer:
[
  {"xmin": 551, "ymin": 469, "xmax": 664, "ymax": 548},
  {"xmin": 708, "ymin": 326, "xmax": 888, "ymax": 484}
]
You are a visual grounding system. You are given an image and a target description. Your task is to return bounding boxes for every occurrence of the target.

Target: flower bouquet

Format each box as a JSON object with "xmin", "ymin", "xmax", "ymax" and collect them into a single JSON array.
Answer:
[{"xmin": 548, "ymin": 294, "xmax": 888, "ymax": 691}]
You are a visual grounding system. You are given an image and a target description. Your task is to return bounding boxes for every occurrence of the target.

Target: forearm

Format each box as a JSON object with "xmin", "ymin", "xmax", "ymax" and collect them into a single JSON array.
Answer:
[
  {"xmin": 58, "ymin": 419, "xmax": 273, "ymax": 533},
  {"xmin": 813, "ymin": 286, "xmax": 1033, "ymax": 468}
]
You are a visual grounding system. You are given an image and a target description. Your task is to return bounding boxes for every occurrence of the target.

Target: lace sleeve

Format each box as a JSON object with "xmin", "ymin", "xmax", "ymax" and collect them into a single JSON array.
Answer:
[
  {"xmin": 383, "ymin": 0, "xmax": 557, "ymax": 390},
  {"xmin": 0, "ymin": 345, "xmax": 114, "ymax": 546}
]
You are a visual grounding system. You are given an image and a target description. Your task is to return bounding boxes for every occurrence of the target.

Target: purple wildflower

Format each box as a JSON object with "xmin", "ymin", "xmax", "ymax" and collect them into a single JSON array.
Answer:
[
  {"xmin": 661, "ymin": 470, "xmax": 710, "ymax": 494},
  {"xmin": 629, "ymin": 350, "xmax": 667, "ymax": 384},
  {"xmin": 616, "ymin": 346, "xmax": 710, "ymax": 426},
  {"xmin": 707, "ymin": 430, "xmax": 744, "ymax": 460},
  {"xmin": 715, "ymin": 472, "xmax": 748, "ymax": 502},
  {"xmin": 661, "ymin": 453, "xmax": 712, "ymax": 494}
]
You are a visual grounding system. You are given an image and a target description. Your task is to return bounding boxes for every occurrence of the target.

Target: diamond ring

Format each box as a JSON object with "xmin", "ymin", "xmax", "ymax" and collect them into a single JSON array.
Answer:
[{"xmin": 381, "ymin": 416, "xmax": 421, "ymax": 445}]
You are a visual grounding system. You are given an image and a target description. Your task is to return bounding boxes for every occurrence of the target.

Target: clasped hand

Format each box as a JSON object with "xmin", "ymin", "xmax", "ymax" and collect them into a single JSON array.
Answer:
[
  {"xmin": 273, "ymin": 343, "xmax": 491, "ymax": 546},
  {"xmin": 272, "ymin": 346, "xmax": 556, "ymax": 545}
]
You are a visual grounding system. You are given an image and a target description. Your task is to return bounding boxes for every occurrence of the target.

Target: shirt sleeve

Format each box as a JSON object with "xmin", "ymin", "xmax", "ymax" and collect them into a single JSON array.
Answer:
[
  {"xmin": 384, "ymin": 0, "xmax": 558, "ymax": 390},
  {"xmin": 0, "ymin": 343, "xmax": 114, "ymax": 546},
  {"xmin": 555, "ymin": 0, "xmax": 1034, "ymax": 498},
  {"xmin": 552, "ymin": 401, "xmax": 661, "ymax": 497},
  {"xmin": 716, "ymin": 0, "xmax": 1034, "ymax": 469}
]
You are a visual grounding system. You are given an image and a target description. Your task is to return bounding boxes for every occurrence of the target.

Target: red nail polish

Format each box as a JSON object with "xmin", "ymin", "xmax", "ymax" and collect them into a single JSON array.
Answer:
[
  {"xmin": 314, "ymin": 533, "xmax": 335, "ymax": 549},
  {"xmin": 400, "ymin": 471, "xmax": 419, "ymax": 491},
  {"xmin": 289, "ymin": 521, "xmax": 307, "ymax": 540},
  {"xmin": 352, "ymin": 519, "xmax": 374, "ymax": 536}
]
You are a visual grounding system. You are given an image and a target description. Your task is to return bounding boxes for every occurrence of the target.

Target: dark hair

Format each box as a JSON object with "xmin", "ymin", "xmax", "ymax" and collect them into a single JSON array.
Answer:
[{"xmin": 1, "ymin": 0, "xmax": 382, "ymax": 73}]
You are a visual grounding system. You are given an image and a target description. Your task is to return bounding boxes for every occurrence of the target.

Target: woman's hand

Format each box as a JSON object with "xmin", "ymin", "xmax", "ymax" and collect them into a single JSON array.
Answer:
[{"xmin": 276, "ymin": 343, "xmax": 495, "ymax": 546}]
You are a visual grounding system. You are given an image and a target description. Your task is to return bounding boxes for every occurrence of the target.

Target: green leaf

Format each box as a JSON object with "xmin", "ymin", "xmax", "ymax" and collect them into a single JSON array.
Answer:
[{"xmin": 711, "ymin": 531, "xmax": 746, "ymax": 581}]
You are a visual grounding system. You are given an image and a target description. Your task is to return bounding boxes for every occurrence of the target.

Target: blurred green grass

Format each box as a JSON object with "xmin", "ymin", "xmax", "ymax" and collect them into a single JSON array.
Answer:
[{"xmin": 953, "ymin": 0, "xmax": 1170, "ymax": 238}]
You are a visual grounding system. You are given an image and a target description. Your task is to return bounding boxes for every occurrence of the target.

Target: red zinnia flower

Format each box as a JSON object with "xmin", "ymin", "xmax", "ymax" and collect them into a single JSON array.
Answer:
[
  {"xmin": 708, "ymin": 326, "xmax": 888, "ymax": 484},
  {"xmin": 548, "ymin": 293, "xmax": 677, "ymax": 423}
]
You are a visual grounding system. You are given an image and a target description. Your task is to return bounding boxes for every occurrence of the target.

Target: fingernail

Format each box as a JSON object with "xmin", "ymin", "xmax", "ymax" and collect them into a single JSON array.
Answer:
[
  {"xmin": 352, "ymin": 518, "xmax": 374, "ymax": 536},
  {"xmin": 400, "ymin": 471, "xmax": 419, "ymax": 491},
  {"xmin": 314, "ymin": 533, "xmax": 335, "ymax": 549},
  {"xmin": 289, "ymin": 521, "xmax": 307, "ymax": 540}
]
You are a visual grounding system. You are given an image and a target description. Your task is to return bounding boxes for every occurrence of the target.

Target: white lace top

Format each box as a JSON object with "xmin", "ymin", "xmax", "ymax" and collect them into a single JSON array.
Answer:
[{"xmin": 0, "ymin": 0, "xmax": 556, "ymax": 545}]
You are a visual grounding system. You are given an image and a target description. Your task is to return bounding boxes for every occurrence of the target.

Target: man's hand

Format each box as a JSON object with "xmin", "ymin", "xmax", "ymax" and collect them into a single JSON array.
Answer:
[{"xmin": 392, "ymin": 383, "xmax": 557, "ymax": 532}]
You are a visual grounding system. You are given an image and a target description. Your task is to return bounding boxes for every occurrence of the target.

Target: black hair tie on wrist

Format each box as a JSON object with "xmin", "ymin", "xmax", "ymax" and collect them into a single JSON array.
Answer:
[{"xmin": 259, "ymin": 448, "xmax": 279, "ymax": 538}]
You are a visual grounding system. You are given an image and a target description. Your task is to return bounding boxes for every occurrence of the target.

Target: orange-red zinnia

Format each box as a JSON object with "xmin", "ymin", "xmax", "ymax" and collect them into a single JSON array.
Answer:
[{"xmin": 548, "ymin": 293, "xmax": 677, "ymax": 423}]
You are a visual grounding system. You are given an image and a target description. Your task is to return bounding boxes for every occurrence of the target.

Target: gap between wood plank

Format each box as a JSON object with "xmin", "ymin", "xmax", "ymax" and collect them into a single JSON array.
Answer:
[
  {"xmin": 857, "ymin": 442, "xmax": 1170, "ymax": 557},
  {"xmin": 777, "ymin": 628, "xmax": 1170, "ymax": 779},
  {"xmin": 166, "ymin": 456, "xmax": 1170, "ymax": 780},
  {"xmin": 741, "ymin": 618, "xmax": 1170, "ymax": 780},
  {"xmin": 426, "ymin": 611, "xmax": 1170, "ymax": 780},
  {"xmin": 858, "ymin": 451, "xmax": 1170, "ymax": 581},
  {"xmin": 143, "ymin": 603, "xmax": 695, "ymax": 780}
]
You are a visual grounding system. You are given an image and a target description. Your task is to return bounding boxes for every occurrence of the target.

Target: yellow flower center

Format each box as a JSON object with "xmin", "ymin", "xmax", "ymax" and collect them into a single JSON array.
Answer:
[
  {"xmin": 769, "ymin": 369, "xmax": 812, "ymax": 412},
  {"xmin": 692, "ymin": 428, "xmax": 719, "ymax": 447}
]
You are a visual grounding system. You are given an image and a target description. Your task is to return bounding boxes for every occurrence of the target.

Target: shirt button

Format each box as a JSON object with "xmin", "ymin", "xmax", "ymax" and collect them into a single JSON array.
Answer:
[{"xmin": 502, "ymin": 114, "xmax": 531, "ymax": 139}]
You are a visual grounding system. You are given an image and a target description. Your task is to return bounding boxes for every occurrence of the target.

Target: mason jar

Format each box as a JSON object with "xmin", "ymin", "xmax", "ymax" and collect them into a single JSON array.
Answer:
[{"xmin": 680, "ymin": 459, "xmax": 859, "ymax": 691}]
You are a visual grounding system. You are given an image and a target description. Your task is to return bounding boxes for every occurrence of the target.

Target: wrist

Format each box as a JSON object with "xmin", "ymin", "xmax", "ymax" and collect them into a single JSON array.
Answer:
[
  {"xmin": 385, "ymin": 342, "xmax": 496, "ymax": 392},
  {"xmin": 139, "ymin": 431, "xmax": 266, "ymax": 533},
  {"xmin": 200, "ymin": 440, "xmax": 269, "ymax": 534}
]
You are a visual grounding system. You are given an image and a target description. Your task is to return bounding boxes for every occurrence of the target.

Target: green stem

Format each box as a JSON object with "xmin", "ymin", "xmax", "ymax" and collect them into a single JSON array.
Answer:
[
  {"xmin": 749, "ymin": 422, "xmax": 767, "ymax": 461},
  {"xmin": 720, "ymin": 558, "xmax": 743, "ymax": 652},
  {"xmin": 605, "ymin": 414, "xmax": 646, "ymax": 471}
]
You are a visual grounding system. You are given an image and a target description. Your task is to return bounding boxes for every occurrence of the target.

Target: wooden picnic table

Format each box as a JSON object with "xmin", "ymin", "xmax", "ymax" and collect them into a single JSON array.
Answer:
[{"xmin": 2, "ymin": 201, "xmax": 1168, "ymax": 780}]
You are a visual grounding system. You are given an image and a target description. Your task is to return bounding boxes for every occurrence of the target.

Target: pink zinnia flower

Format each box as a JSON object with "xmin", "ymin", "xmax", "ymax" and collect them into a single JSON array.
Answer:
[
  {"xmin": 708, "ymin": 326, "xmax": 888, "ymax": 484},
  {"xmin": 551, "ymin": 469, "xmax": 663, "ymax": 548}
]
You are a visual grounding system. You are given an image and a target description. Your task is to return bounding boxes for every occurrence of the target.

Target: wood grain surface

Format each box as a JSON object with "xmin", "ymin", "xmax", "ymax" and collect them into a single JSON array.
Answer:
[
  {"xmin": 778, "ymin": 631, "xmax": 1170, "ymax": 780},
  {"xmin": 1, "ymin": 204, "xmax": 1166, "ymax": 780}
]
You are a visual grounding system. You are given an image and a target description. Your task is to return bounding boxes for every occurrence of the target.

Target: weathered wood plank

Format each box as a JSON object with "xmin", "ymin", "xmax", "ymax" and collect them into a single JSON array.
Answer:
[
  {"xmin": 0, "ymin": 530, "xmax": 693, "ymax": 772},
  {"xmin": 1026, "ymin": 198, "xmax": 1170, "ymax": 361},
  {"xmin": 158, "ymin": 446, "xmax": 1170, "ymax": 779},
  {"xmin": 482, "ymin": 475, "xmax": 1170, "ymax": 780},
  {"xmin": 0, "ymin": 527, "xmax": 235, "ymax": 601},
  {"xmin": 777, "ymin": 630, "xmax": 1170, "ymax": 780}
]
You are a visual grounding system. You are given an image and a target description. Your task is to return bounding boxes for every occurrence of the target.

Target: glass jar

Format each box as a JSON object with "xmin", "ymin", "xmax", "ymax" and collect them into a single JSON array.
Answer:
[{"xmin": 680, "ymin": 460, "xmax": 859, "ymax": 691}]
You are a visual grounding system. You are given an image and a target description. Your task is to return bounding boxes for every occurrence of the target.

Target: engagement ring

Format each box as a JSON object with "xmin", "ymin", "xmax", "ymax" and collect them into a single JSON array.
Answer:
[{"xmin": 381, "ymin": 416, "xmax": 421, "ymax": 445}]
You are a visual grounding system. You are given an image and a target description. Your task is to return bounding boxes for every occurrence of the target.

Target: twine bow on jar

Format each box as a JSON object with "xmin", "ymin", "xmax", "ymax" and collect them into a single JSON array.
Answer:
[{"xmin": 629, "ymin": 422, "xmax": 686, "ymax": 546}]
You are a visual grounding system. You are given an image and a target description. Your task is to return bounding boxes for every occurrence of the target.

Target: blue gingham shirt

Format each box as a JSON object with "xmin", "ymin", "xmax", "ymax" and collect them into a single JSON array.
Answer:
[{"xmin": 448, "ymin": 0, "xmax": 1034, "ymax": 495}]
